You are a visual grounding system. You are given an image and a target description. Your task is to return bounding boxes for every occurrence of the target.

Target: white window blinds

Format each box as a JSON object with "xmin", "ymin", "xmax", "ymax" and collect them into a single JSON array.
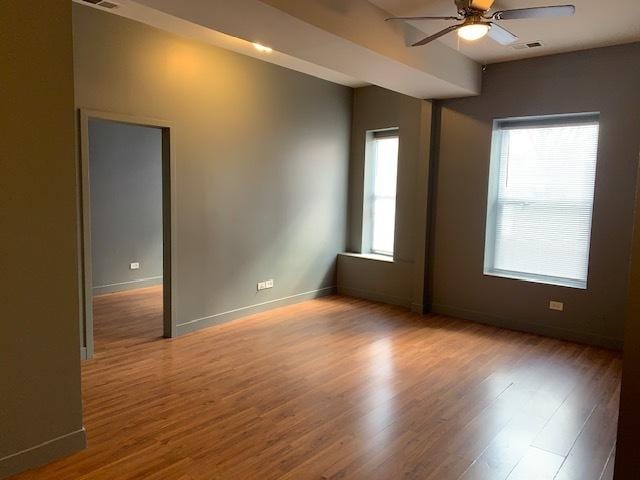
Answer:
[{"xmin": 484, "ymin": 114, "xmax": 600, "ymax": 289}]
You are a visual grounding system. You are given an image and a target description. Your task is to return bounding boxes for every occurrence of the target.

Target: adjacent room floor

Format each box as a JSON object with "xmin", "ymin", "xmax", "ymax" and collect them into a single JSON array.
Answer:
[{"xmin": 14, "ymin": 288, "xmax": 620, "ymax": 480}]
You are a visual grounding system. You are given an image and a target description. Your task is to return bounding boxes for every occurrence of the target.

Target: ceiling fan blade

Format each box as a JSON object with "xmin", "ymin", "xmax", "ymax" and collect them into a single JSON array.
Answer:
[
  {"xmin": 411, "ymin": 24, "xmax": 462, "ymax": 47},
  {"xmin": 487, "ymin": 22, "xmax": 519, "ymax": 45},
  {"xmin": 469, "ymin": 0, "xmax": 496, "ymax": 11},
  {"xmin": 386, "ymin": 15, "xmax": 460, "ymax": 21},
  {"xmin": 492, "ymin": 5, "xmax": 575, "ymax": 20}
]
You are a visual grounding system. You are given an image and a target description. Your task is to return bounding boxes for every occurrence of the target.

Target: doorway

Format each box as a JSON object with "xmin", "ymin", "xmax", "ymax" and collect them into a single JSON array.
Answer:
[{"xmin": 79, "ymin": 110, "xmax": 176, "ymax": 359}]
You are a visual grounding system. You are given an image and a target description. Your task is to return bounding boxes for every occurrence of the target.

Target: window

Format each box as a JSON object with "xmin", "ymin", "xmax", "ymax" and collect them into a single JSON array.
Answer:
[
  {"xmin": 363, "ymin": 129, "xmax": 399, "ymax": 257},
  {"xmin": 484, "ymin": 114, "xmax": 600, "ymax": 289}
]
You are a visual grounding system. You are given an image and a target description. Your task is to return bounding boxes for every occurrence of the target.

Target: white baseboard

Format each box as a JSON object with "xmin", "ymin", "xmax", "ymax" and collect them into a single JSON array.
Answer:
[
  {"xmin": 0, "ymin": 428, "xmax": 86, "ymax": 479},
  {"xmin": 175, "ymin": 286, "xmax": 336, "ymax": 336}
]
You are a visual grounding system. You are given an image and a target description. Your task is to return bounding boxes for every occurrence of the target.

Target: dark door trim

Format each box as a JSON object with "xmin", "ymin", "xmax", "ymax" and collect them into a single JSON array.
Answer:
[{"xmin": 78, "ymin": 108, "xmax": 177, "ymax": 358}]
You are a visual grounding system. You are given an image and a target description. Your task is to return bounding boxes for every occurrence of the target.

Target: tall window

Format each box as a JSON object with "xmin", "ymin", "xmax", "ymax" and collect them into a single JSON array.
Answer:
[
  {"xmin": 484, "ymin": 114, "xmax": 600, "ymax": 289},
  {"xmin": 363, "ymin": 129, "xmax": 399, "ymax": 257}
]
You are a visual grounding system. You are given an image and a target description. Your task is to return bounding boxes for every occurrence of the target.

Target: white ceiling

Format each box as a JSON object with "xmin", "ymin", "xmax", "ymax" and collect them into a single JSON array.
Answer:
[
  {"xmin": 73, "ymin": 0, "xmax": 365, "ymax": 88},
  {"xmin": 82, "ymin": 0, "xmax": 482, "ymax": 99},
  {"xmin": 368, "ymin": 0, "xmax": 640, "ymax": 63},
  {"xmin": 75, "ymin": 0, "xmax": 639, "ymax": 99}
]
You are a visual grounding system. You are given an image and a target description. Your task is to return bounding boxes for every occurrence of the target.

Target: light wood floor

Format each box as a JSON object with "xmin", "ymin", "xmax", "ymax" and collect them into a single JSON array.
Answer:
[{"xmin": 14, "ymin": 287, "xmax": 621, "ymax": 480}]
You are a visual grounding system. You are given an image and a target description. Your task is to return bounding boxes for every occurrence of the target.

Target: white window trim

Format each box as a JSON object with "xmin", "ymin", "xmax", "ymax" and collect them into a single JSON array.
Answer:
[
  {"xmin": 483, "ymin": 112, "xmax": 600, "ymax": 290},
  {"xmin": 362, "ymin": 128, "xmax": 399, "ymax": 258},
  {"xmin": 484, "ymin": 268, "xmax": 588, "ymax": 290},
  {"xmin": 339, "ymin": 252, "xmax": 394, "ymax": 263}
]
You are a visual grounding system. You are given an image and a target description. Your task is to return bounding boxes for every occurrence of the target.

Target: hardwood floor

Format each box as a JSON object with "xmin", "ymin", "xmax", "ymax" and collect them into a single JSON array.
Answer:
[{"xmin": 13, "ymin": 287, "xmax": 620, "ymax": 479}]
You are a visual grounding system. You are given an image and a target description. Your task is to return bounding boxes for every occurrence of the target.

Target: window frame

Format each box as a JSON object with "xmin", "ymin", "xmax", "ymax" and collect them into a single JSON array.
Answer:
[
  {"xmin": 362, "ymin": 128, "xmax": 399, "ymax": 258},
  {"xmin": 483, "ymin": 112, "xmax": 600, "ymax": 290}
]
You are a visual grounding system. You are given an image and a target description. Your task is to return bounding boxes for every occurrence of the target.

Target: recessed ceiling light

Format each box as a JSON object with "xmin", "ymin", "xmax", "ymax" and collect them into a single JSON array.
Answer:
[{"xmin": 253, "ymin": 43, "xmax": 273, "ymax": 53}]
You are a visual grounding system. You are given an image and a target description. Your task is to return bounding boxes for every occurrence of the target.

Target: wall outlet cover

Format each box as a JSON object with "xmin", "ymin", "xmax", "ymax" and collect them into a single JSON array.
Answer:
[
  {"xmin": 130, "ymin": 262, "xmax": 140, "ymax": 270},
  {"xmin": 549, "ymin": 301, "xmax": 564, "ymax": 312}
]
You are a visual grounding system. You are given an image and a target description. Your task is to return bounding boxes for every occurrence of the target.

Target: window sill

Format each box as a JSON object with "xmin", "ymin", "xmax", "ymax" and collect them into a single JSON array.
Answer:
[
  {"xmin": 339, "ymin": 252, "xmax": 394, "ymax": 263},
  {"xmin": 484, "ymin": 269, "xmax": 586, "ymax": 290}
]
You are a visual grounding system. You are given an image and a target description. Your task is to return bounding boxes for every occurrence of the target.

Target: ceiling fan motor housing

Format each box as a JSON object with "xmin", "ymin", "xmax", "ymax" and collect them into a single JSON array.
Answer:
[
  {"xmin": 462, "ymin": 15, "xmax": 489, "ymax": 27},
  {"xmin": 455, "ymin": 0, "xmax": 495, "ymax": 15}
]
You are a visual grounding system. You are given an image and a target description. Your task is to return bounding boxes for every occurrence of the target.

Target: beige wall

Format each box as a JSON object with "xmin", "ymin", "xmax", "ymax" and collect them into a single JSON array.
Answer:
[
  {"xmin": 0, "ymin": 2, "xmax": 85, "ymax": 477},
  {"xmin": 73, "ymin": 5, "xmax": 352, "ymax": 338},
  {"xmin": 338, "ymin": 86, "xmax": 431, "ymax": 310},
  {"xmin": 429, "ymin": 43, "xmax": 640, "ymax": 348}
]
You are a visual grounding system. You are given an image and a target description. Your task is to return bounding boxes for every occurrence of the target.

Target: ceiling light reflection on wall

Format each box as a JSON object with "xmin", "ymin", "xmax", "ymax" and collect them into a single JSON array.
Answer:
[
  {"xmin": 253, "ymin": 43, "xmax": 273, "ymax": 53},
  {"xmin": 458, "ymin": 23, "xmax": 490, "ymax": 41}
]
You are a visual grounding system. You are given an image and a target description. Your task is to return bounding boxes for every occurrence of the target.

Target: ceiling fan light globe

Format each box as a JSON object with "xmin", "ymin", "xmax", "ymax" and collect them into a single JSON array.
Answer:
[{"xmin": 458, "ymin": 23, "xmax": 490, "ymax": 41}]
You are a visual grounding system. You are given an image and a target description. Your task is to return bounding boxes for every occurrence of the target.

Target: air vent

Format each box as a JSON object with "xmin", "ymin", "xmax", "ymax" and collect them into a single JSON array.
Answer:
[
  {"xmin": 512, "ymin": 41, "xmax": 544, "ymax": 50},
  {"xmin": 82, "ymin": 0, "xmax": 119, "ymax": 8}
]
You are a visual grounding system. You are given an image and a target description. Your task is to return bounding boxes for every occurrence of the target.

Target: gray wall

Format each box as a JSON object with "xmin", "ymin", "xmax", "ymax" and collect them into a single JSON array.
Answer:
[
  {"xmin": 338, "ymin": 86, "xmax": 431, "ymax": 310},
  {"xmin": 0, "ymin": 2, "xmax": 85, "ymax": 478},
  {"xmin": 89, "ymin": 119, "xmax": 163, "ymax": 295},
  {"xmin": 73, "ymin": 5, "xmax": 352, "ymax": 336},
  {"xmin": 429, "ymin": 43, "xmax": 640, "ymax": 349}
]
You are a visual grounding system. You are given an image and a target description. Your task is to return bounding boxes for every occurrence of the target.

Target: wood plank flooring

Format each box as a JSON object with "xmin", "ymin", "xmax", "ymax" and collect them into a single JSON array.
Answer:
[{"xmin": 12, "ymin": 287, "xmax": 621, "ymax": 479}]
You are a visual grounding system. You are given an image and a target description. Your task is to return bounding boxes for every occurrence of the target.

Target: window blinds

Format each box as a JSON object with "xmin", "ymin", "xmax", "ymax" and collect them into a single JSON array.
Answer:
[{"xmin": 484, "ymin": 115, "xmax": 600, "ymax": 288}]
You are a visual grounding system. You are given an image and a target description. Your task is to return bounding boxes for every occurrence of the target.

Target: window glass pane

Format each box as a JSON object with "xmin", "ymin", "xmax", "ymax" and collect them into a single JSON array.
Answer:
[
  {"xmin": 370, "ymin": 136, "xmax": 398, "ymax": 256},
  {"xmin": 372, "ymin": 197, "xmax": 395, "ymax": 255},
  {"xmin": 486, "ymin": 118, "xmax": 599, "ymax": 287},
  {"xmin": 373, "ymin": 138, "xmax": 398, "ymax": 197}
]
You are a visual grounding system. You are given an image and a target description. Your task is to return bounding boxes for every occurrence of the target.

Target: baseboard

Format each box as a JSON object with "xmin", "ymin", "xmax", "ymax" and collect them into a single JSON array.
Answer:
[
  {"xmin": 92, "ymin": 276, "xmax": 163, "ymax": 296},
  {"xmin": 338, "ymin": 286, "xmax": 412, "ymax": 309},
  {"xmin": 175, "ymin": 286, "xmax": 336, "ymax": 336},
  {"xmin": 430, "ymin": 303, "xmax": 623, "ymax": 350},
  {"xmin": 0, "ymin": 428, "xmax": 86, "ymax": 479}
]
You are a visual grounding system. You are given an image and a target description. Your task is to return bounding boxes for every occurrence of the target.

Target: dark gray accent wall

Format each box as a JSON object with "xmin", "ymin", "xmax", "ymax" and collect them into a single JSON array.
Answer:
[
  {"xmin": 0, "ymin": 2, "xmax": 85, "ymax": 477},
  {"xmin": 89, "ymin": 119, "xmax": 163, "ymax": 295},
  {"xmin": 73, "ymin": 5, "xmax": 352, "ymax": 336},
  {"xmin": 338, "ymin": 86, "xmax": 431, "ymax": 310},
  {"xmin": 429, "ymin": 43, "xmax": 640, "ymax": 349}
]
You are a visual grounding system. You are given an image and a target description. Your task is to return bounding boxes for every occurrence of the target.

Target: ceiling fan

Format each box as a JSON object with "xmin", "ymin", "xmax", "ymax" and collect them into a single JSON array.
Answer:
[{"xmin": 386, "ymin": 0, "xmax": 575, "ymax": 47}]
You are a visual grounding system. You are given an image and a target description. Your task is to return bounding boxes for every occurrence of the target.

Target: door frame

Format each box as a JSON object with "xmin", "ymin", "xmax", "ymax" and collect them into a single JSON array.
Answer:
[{"xmin": 78, "ymin": 108, "xmax": 177, "ymax": 358}]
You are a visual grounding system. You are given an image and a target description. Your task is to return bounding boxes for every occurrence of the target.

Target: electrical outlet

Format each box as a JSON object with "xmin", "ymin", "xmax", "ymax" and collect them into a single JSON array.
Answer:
[
  {"xmin": 257, "ymin": 279, "xmax": 274, "ymax": 291},
  {"xmin": 130, "ymin": 262, "xmax": 140, "ymax": 270},
  {"xmin": 549, "ymin": 301, "xmax": 564, "ymax": 312}
]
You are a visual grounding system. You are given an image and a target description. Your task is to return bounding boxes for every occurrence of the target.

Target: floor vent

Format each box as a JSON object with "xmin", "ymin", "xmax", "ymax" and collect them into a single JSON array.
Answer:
[{"xmin": 512, "ymin": 41, "xmax": 544, "ymax": 50}]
